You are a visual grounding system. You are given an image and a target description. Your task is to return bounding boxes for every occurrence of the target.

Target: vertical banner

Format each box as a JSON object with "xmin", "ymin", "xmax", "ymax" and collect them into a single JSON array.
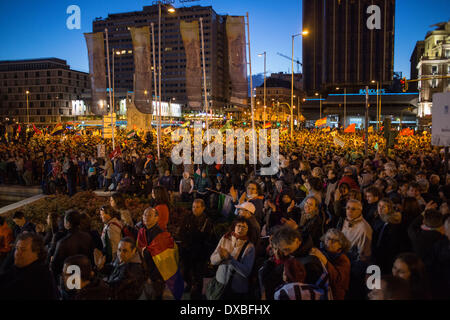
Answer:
[
  {"xmin": 226, "ymin": 16, "xmax": 248, "ymax": 105},
  {"xmin": 180, "ymin": 20, "xmax": 202, "ymax": 109},
  {"xmin": 84, "ymin": 32, "xmax": 108, "ymax": 115},
  {"xmin": 130, "ymin": 26, "xmax": 153, "ymax": 114}
]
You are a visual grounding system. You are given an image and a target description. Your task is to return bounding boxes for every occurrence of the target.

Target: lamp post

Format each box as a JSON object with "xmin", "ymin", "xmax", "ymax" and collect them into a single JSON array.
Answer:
[
  {"xmin": 25, "ymin": 90, "xmax": 30, "ymax": 124},
  {"xmin": 291, "ymin": 30, "xmax": 308, "ymax": 139},
  {"xmin": 315, "ymin": 92, "xmax": 323, "ymax": 119},
  {"xmin": 258, "ymin": 52, "xmax": 266, "ymax": 124},
  {"xmin": 371, "ymin": 80, "xmax": 381, "ymax": 131}
]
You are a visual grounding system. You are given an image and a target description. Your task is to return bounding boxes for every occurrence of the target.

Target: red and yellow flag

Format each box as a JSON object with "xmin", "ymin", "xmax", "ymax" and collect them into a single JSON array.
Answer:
[
  {"xmin": 344, "ymin": 123, "xmax": 356, "ymax": 133},
  {"xmin": 315, "ymin": 117, "xmax": 327, "ymax": 127}
]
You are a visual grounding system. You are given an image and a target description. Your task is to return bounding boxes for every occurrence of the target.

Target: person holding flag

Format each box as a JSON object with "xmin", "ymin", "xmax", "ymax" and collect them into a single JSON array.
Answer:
[
  {"xmin": 50, "ymin": 123, "xmax": 64, "ymax": 135},
  {"xmin": 32, "ymin": 124, "xmax": 42, "ymax": 135},
  {"xmin": 137, "ymin": 207, "xmax": 184, "ymax": 300}
]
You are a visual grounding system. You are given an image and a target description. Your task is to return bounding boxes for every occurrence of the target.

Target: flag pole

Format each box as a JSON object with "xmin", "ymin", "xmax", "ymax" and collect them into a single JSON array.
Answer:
[
  {"xmin": 365, "ymin": 86, "xmax": 369, "ymax": 157},
  {"xmin": 105, "ymin": 28, "xmax": 115, "ymax": 150},
  {"xmin": 200, "ymin": 17, "xmax": 210, "ymax": 153}
]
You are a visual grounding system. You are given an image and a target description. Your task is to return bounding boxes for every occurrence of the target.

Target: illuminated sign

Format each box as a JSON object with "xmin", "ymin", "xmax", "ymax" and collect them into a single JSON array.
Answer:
[{"xmin": 359, "ymin": 89, "xmax": 386, "ymax": 95}]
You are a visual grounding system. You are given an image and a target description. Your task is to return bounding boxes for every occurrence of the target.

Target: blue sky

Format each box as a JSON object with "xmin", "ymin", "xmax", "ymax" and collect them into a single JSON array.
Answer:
[{"xmin": 0, "ymin": 0, "xmax": 449, "ymax": 78}]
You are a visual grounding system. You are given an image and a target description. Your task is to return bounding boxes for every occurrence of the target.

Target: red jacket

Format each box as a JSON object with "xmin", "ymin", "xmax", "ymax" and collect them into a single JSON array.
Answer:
[
  {"xmin": 155, "ymin": 204, "xmax": 169, "ymax": 231},
  {"xmin": 325, "ymin": 253, "xmax": 351, "ymax": 300},
  {"xmin": 0, "ymin": 222, "xmax": 13, "ymax": 254}
]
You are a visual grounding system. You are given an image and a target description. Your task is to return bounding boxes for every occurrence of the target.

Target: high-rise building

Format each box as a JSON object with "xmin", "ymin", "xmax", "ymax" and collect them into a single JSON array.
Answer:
[
  {"xmin": 415, "ymin": 21, "xmax": 450, "ymax": 119},
  {"xmin": 302, "ymin": 0, "xmax": 396, "ymax": 95},
  {"xmin": 0, "ymin": 58, "xmax": 90, "ymax": 124},
  {"xmin": 92, "ymin": 5, "xmax": 245, "ymax": 112},
  {"xmin": 410, "ymin": 41, "xmax": 425, "ymax": 92}
]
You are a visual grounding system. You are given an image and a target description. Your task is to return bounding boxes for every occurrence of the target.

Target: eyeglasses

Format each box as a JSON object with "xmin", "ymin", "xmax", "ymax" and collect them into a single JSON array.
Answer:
[
  {"xmin": 325, "ymin": 237, "xmax": 340, "ymax": 243},
  {"xmin": 346, "ymin": 207, "xmax": 360, "ymax": 211}
]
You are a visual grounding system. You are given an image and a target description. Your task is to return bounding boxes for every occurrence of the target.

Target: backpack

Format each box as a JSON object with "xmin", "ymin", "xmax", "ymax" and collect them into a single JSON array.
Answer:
[{"xmin": 297, "ymin": 255, "xmax": 333, "ymax": 300}]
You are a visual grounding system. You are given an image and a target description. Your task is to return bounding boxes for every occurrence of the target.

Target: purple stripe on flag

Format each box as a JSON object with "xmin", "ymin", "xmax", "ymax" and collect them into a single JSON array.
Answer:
[{"xmin": 165, "ymin": 269, "xmax": 184, "ymax": 300}]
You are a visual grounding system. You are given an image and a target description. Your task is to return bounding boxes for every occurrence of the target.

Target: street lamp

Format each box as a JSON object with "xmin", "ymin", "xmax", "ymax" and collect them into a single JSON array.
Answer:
[
  {"xmin": 25, "ymin": 90, "xmax": 30, "ymax": 124},
  {"xmin": 258, "ymin": 52, "xmax": 266, "ymax": 124},
  {"xmin": 291, "ymin": 30, "xmax": 308, "ymax": 139},
  {"xmin": 371, "ymin": 80, "xmax": 381, "ymax": 131}
]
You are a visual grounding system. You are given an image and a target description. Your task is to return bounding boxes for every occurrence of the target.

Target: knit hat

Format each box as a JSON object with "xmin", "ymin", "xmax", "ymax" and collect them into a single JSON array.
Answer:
[{"xmin": 235, "ymin": 202, "xmax": 256, "ymax": 214}]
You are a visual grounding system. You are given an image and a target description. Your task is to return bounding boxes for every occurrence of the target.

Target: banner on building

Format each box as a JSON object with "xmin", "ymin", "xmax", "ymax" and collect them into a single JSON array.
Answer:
[
  {"xmin": 180, "ymin": 20, "xmax": 202, "ymax": 109},
  {"xmin": 226, "ymin": 16, "xmax": 248, "ymax": 106},
  {"xmin": 84, "ymin": 32, "xmax": 108, "ymax": 116},
  {"xmin": 432, "ymin": 92, "xmax": 450, "ymax": 146},
  {"xmin": 130, "ymin": 26, "xmax": 153, "ymax": 114}
]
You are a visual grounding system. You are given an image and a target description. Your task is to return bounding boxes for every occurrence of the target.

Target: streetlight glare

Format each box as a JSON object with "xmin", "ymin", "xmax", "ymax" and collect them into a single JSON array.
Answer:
[
  {"xmin": 167, "ymin": 7, "xmax": 176, "ymax": 13},
  {"xmin": 302, "ymin": 30, "xmax": 309, "ymax": 35}
]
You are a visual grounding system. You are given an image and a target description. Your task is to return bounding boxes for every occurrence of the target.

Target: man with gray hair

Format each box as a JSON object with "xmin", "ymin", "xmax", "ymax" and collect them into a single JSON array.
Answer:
[{"xmin": 341, "ymin": 199, "xmax": 372, "ymax": 262}]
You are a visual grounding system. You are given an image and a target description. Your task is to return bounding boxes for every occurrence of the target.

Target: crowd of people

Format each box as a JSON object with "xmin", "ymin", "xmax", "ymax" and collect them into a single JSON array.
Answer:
[{"xmin": 0, "ymin": 122, "xmax": 449, "ymax": 300}]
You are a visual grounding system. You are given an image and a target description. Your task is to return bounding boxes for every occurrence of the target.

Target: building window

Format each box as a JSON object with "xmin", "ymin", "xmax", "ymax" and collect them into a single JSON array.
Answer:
[
  {"xmin": 431, "ymin": 65, "xmax": 438, "ymax": 74},
  {"xmin": 431, "ymin": 79, "xmax": 438, "ymax": 88}
]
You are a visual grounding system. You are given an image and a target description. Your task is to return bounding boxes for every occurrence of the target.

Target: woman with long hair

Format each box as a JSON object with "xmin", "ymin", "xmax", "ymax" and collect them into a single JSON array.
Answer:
[
  {"xmin": 392, "ymin": 252, "xmax": 431, "ymax": 300},
  {"xmin": 110, "ymin": 193, "xmax": 138, "ymax": 240}
]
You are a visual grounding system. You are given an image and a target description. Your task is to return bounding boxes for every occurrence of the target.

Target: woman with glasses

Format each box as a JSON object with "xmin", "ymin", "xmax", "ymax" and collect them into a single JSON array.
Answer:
[
  {"xmin": 310, "ymin": 229, "xmax": 351, "ymax": 300},
  {"xmin": 209, "ymin": 217, "xmax": 256, "ymax": 300}
]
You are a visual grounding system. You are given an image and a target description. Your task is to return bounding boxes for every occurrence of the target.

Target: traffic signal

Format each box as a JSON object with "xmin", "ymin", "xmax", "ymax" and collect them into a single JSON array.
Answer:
[
  {"xmin": 400, "ymin": 77, "xmax": 408, "ymax": 92},
  {"xmin": 276, "ymin": 122, "xmax": 280, "ymax": 127}
]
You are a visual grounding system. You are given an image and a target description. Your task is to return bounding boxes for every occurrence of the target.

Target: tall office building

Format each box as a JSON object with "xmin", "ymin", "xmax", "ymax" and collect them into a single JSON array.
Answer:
[
  {"xmin": 0, "ymin": 58, "xmax": 90, "ymax": 124},
  {"xmin": 92, "ymin": 5, "xmax": 247, "ymax": 112},
  {"xmin": 302, "ymin": 0, "xmax": 396, "ymax": 95}
]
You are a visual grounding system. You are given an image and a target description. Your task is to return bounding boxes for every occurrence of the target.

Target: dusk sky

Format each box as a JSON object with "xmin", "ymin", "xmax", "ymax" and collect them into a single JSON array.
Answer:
[{"xmin": 0, "ymin": 0, "xmax": 449, "ymax": 78}]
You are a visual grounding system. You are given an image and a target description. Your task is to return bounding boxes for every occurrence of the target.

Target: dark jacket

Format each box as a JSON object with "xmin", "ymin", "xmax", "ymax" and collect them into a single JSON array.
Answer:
[
  {"xmin": 259, "ymin": 234, "xmax": 323, "ymax": 300},
  {"xmin": 179, "ymin": 213, "xmax": 215, "ymax": 261},
  {"xmin": 298, "ymin": 213, "xmax": 324, "ymax": 248},
  {"xmin": 61, "ymin": 276, "xmax": 110, "ymax": 300},
  {"xmin": 428, "ymin": 238, "xmax": 450, "ymax": 299},
  {"xmin": 50, "ymin": 228, "xmax": 95, "ymax": 276},
  {"xmin": 0, "ymin": 260, "xmax": 58, "ymax": 300},
  {"xmin": 408, "ymin": 215, "xmax": 447, "ymax": 262},
  {"xmin": 101, "ymin": 259, "xmax": 146, "ymax": 300},
  {"xmin": 13, "ymin": 221, "xmax": 36, "ymax": 239},
  {"xmin": 363, "ymin": 202, "xmax": 379, "ymax": 226},
  {"xmin": 371, "ymin": 212, "xmax": 407, "ymax": 273}
]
